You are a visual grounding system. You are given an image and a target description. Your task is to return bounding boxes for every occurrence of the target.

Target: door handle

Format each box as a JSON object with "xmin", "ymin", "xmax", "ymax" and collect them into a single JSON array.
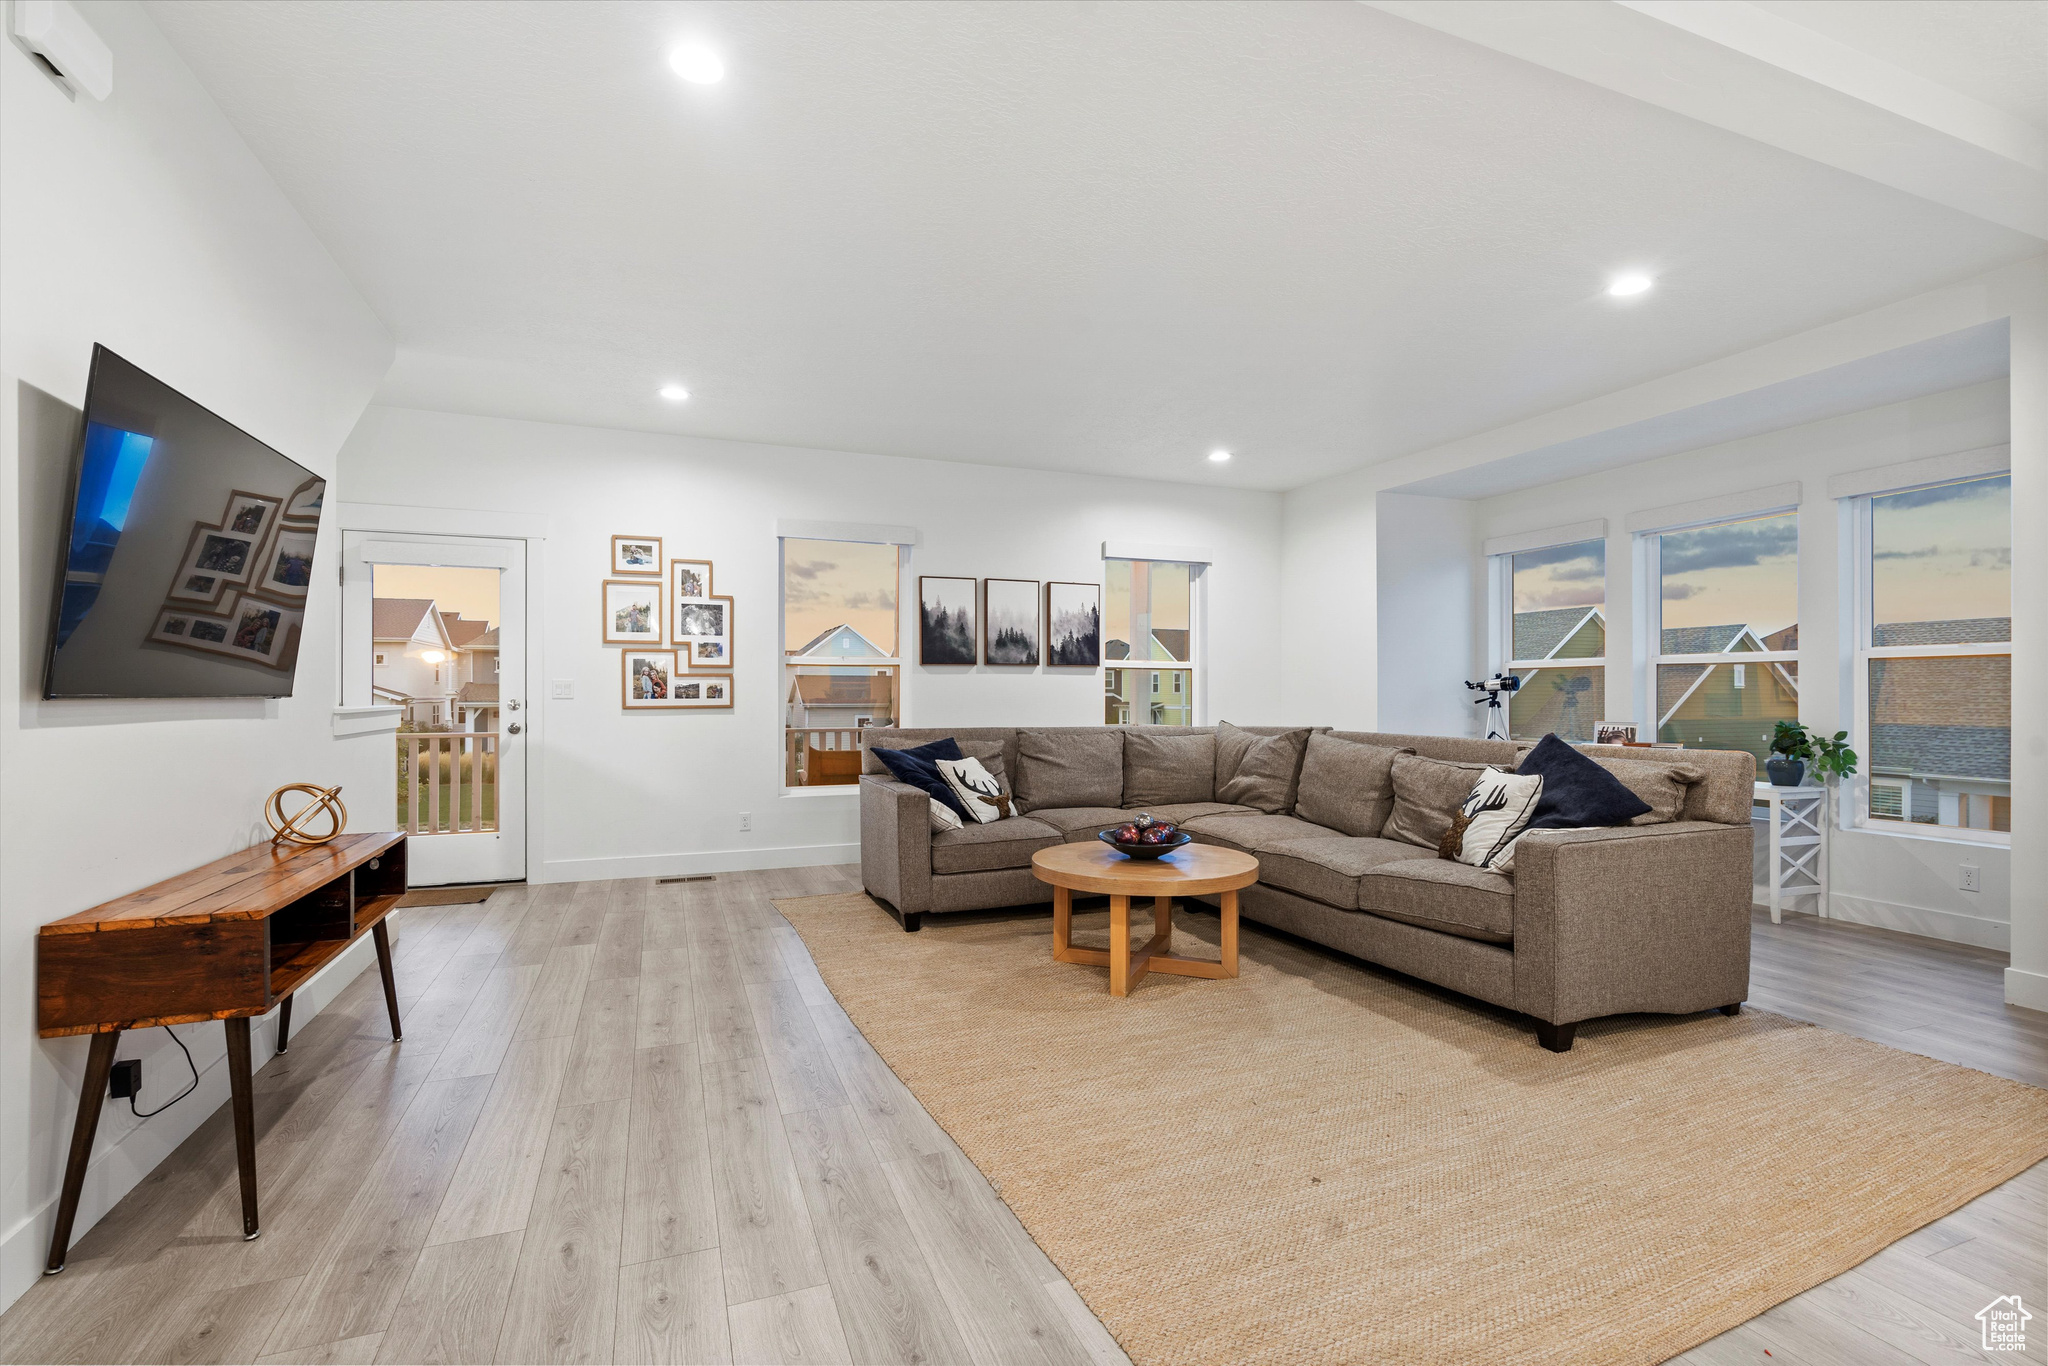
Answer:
[{"xmin": 507, "ymin": 723, "xmax": 523, "ymax": 736}]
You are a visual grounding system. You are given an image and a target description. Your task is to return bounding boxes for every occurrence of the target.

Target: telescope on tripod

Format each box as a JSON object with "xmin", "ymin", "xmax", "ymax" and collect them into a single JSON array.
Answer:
[{"xmin": 1465, "ymin": 672, "xmax": 1521, "ymax": 742}]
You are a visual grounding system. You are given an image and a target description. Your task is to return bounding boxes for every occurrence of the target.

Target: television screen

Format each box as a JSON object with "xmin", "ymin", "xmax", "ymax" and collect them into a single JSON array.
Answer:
[{"xmin": 43, "ymin": 346, "xmax": 325, "ymax": 698}]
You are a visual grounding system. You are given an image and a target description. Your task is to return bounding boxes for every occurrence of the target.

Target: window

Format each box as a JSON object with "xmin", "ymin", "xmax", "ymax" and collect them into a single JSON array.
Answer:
[
  {"xmin": 781, "ymin": 536, "xmax": 903, "ymax": 786},
  {"xmin": 1647, "ymin": 511, "xmax": 1799, "ymax": 762},
  {"xmin": 1497, "ymin": 539, "xmax": 1605, "ymax": 743},
  {"xmin": 1104, "ymin": 559, "xmax": 1197, "ymax": 725},
  {"xmin": 1854, "ymin": 475, "xmax": 2010, "ymax": 837},
  {"xmin": 375, "ymin": 652, "xmax": 386, "ymax": 665}
]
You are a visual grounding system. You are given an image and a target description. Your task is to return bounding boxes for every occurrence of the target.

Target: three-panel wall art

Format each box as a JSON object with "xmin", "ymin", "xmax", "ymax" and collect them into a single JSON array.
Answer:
[{"xmin": 917, "ymin": 577, "xmax": 1102, "ymax": 668}]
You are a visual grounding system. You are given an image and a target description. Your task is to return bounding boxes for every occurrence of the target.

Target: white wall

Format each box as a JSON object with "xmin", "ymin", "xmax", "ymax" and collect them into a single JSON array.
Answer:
[
  {"xmin": 336, "ymin": 406, "xmax": 1287, "ymax": 883},
  {"xmin": 1374, "ymin": 493, "xmax": 1480, "ymax": 737},
  {"xmin": 0, "ymin": 3, "xmax": 392, "ymax": 1311},
  {"xmin": 1470, "ymin": 381, "xmax": 2014, "ymax": 947}
]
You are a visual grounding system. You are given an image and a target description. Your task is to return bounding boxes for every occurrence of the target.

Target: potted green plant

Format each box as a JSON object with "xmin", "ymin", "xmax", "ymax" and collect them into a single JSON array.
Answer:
[{"xmin": 1767, "ymin": 720, "xmax": 1810, "ymax": 786}]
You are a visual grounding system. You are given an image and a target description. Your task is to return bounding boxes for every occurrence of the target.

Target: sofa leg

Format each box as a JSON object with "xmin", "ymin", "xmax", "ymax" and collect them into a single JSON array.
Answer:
[
  {"xmin": 901, "ymin": 911, "xmax": 922, "ymax": 933},
  {"xmin": 1535, "ymin": 1020, "xmax": 1578, "ymax": 1053},
  {"xmin": 1719, "ymin": 1003, "xmax": 1742, "ymax": 1016}
]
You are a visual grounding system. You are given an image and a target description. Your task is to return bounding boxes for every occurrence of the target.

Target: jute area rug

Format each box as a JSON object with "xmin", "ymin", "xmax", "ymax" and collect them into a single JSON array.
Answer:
[{"xmin": 775, "ymin": 891, "xmax": 2048, "ymax": 1366}]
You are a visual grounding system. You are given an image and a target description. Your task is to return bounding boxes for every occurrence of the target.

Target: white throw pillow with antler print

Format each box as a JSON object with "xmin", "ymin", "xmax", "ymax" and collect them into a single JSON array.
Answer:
[
  {"xmin": 935, "ymin": 755, "xmax": 1015, "ymax": 824},
  {"xmin": 1446, "ymin": 767, "xmax": 1544, "ymax": 872}
]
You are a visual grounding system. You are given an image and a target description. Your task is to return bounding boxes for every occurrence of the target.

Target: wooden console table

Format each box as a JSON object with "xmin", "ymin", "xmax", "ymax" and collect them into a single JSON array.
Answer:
[{"xmin": 36, "ymin": 832, "xmax": 408, "ymax": 1273}]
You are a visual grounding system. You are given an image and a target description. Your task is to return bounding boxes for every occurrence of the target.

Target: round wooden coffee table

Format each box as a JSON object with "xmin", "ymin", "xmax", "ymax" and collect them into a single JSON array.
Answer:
[{"xmin": 1030, "ymin": 842, "xmax": 1259, "ymax": 996}]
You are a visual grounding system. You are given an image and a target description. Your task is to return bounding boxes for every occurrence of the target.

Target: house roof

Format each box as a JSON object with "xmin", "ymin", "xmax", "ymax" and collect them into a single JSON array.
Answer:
[
  {"xmin": 372, "ymin": 597, "xmax": 440, "ymax": 641},
  {"xmin": 1103, "ymin": 629, "xmax": 1188, "ymax": 664},
  {"xmin": 1659, "ymin": 623, "xmax": 1751, "ymax": 655},
  {"xmin": 457, "ymin": 682, "xmax": 499, "ymax": 704},
  {"xmin": 468, "ymin": 627, "xmax": 499, "ymax": 651},
  {"xmin": 791, "ymin": 675, "xmax": 895, "ymax": 706},
  {"xmin": 1870, "ymin": 723, "xmax": 2009, "ymax": 782},
  {"xmin": 792, "ymin": 623, "xmax": 888, "ymax": 656},
  {"xmin": 1512, "ymin": 606, "xmax": 1601, "ymax": 661},
  {"xmin": 1872, "ymin": 616, "xmax": 2011, "ymax": 647},
  {"xmin": 441, "ymin": 612, "xmax": 492, "ymax": 647}
]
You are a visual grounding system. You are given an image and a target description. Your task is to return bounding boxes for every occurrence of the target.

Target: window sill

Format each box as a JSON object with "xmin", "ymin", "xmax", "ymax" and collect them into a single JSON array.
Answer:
[
  {"xmin": 780, "ymin": 786, "xmax": 859, "ymax": 800},
  {"xmin": 1841, "ymin": 822, "xmax": 2009, "ymax": 850}
]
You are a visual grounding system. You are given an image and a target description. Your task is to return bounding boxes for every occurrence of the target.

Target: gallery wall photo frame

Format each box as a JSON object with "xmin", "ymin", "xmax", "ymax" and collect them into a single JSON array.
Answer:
[
  {"xmin": 252, "ymin": 523, "xmax": 317, "ymax": 603},
  {"xmin": 919, "ymin": 576, "xmax": 977, "ymax": 666},
  {"xmin": 675, "ymin": 593, "xmax": 733, "ymax": 670},
  {"xmin": 612, "ymin": 534, "xmax": 664, "ymax": 576},
  {"xmin": 982, "ymin": 578, "xmax": 1041, "ymax": 666},
  {"xmin": 670, "ymin": 558, "xmax": 714, "ymax": 603},
  {"xmin": 281, "ymin": 476, "xmax": 325, "ymax": 525},
  {"xmin": 622, "ymin": 648, "xmax": 683, "ymax": 708},
  {"xmin": 149, "ymin": 595, "xmax": 304, "ymax": 672},
  {"xmin": 1046, "ymin": 580, "xmax": 1102, "ymax": 668},
  {"xmin": 670, "ymin": 673, "xmax": 732, "ymax": 708},
  {"xmin": 602, "ymin": 578, "xmax": 665, "ymax": 646}
]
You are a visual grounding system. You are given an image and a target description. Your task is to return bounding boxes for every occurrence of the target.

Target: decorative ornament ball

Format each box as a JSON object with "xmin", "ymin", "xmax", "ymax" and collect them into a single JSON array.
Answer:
[
  {"xmin": 1132, "ymin": 812, "xmax": 1155, "ymax": 830},
  {"xmin": 266, "ymin": 783, "xmax": 348, "ymax": 847}
]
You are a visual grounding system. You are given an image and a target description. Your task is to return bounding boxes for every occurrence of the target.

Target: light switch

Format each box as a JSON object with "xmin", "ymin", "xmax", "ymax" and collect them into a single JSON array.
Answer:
[{"xmin": 551, "ymin": 679, "xmax": 575, "ymax": 700}]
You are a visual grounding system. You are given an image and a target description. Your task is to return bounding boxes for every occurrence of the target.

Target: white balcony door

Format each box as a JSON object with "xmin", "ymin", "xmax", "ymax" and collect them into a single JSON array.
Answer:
[{"xmin": 342, "ymin": 531, "xmax": 526, "ymax": 886}]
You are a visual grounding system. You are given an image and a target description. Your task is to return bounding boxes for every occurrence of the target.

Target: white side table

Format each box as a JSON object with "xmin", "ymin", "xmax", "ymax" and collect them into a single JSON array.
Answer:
[{"xmin": 1753, "ymin": 782, "xmax": 1828, "ymax": 924}]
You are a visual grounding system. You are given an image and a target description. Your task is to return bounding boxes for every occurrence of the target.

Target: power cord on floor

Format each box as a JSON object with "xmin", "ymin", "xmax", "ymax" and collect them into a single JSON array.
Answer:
[{"xmin": 128, "ymin": 1025, "xmax": 200, "ymax": 1119}]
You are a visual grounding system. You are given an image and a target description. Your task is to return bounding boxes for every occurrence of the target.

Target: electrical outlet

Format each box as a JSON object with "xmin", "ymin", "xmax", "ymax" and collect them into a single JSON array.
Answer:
[
  {"xmin": 1959, "ymin": 864, "xmax": 1981, "ymax": 893},
  {"xmin": 551, "ymin": 679, "xmax": 574, "ymax": 699},
  {"xmin": 738, "ymin": 812, "xmax": 752, "ymax": 832},
  {"xmin": 109, "ymin": 1059, "xmax": 142, "ymax": 1100}
]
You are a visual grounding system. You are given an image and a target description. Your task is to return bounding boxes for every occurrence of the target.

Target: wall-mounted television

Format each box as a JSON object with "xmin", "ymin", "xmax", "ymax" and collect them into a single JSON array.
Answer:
[{"xmin": 42, "ymin": 346, "xmax": 326, "ymax": 698}]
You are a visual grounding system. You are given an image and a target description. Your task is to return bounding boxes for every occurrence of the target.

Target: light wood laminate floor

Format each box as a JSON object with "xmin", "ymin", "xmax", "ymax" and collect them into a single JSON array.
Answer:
[{"xmin": 0, "ymin": 874, "xmax": 2038, "ymax": 1365}]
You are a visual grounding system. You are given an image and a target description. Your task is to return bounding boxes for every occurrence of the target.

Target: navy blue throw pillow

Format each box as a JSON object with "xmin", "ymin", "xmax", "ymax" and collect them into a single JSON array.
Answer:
[
  {"xmin": 1516, "ymin": 733, "xmax": 1651, "ymax": 830},
  {"xmin": 870, "ymin": 739, "xmax": 969, "ymax": 818}
]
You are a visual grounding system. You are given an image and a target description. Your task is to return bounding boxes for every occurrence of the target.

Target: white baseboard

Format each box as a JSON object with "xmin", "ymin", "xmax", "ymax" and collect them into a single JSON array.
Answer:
[
  {"xmin": 1822, "ymin": 893, "xmax": 2011, "ymax": 951},
  {"xmin": 2006, "ymin": 967, "xmax": 2048, "ymax": 1013},
  {"xmin": 0, "ymin": 927, "xmax": 382, "ymax": 1316},
  {"xmin": 536, "ymin": 842, "xmax": 861, "ymax": 884}
]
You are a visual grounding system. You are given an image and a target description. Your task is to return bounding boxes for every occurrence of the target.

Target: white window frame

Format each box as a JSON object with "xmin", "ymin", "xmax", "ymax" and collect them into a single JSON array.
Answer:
[
  {"xmin": 777, "ymin": 526, "xmax": 914, "ymax": 795},
  {"xmin": 1102, "ymin": 556, "xmax": 1204, "ymax": 726},
  {"xmin": 1638, "ymin": 514, "xmax": 1801, "ymax": 748},
  {"xmin": 1488, "ymin": 539, "xmax": 1607, "ymax": 743},
  {"xmin": 1844, "ymin": 483, "xmax": 2011, "ymax": 846}
]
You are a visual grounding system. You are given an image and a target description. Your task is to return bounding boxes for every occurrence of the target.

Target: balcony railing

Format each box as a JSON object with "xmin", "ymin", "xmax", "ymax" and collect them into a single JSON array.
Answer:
[
  {"xmin": 785, "ymin": 727, "xmax": 865, "ymax": 786},
  {"xmin": 398, "ymin": 731, "xmax": 499, "ymax": 834}
]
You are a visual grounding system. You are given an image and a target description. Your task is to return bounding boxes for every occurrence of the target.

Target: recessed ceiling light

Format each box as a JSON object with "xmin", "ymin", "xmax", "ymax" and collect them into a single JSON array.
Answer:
[
  {"xmin": 1607, "ymin": 273, "xmax": 1654, "ymax": 297},
  {"xmin": 668, "ymin": 44, "xmax": 724, "ymax": 85},
  {"xmin": 659, "ymin": 383, "xmax": 690, "ymax": 402},
  {"xmin": 1209, "ymin": 449, "xmax": 1232, "ymax": 463}
]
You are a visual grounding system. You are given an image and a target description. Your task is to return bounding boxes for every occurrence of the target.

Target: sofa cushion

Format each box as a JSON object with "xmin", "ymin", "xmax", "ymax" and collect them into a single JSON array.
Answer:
[
  {"xmin": 1359, "ymin": 859, "xmax": 1515, "ymax": 943},
  {"xmin": 1597, "ymin": 756, "xmax": 1706, "ymax": 826},
  {"xmin": 1014, "ymin": 728, "xmax": 1125, "ymax": 812},
  {"xmin": 1182, "ymin": 811, "xmax": 1336, "ymax": 853},
  {"xmin": 1382, "ymin": 754, "xmax": 1489, "ymax": 850},
  {"xmin": 1515, "ymin": 734, "xmax": 1652, "ymax": 830},
  {"xmin": 870, "ymin": 738, "xmax": 969, "ymax": 818},
  {"xmin": 1123, "ymin": 729, "xmax": 1217, "ymax": 807},
  {"xmin": 930, "ymin": 816, "xmax": 1064, "ymax": 874},
  {"xmin": 1025, "ymin": 807, "xmax": 1137, "ymax": 842},
  {"xmin": 1125, "ymin": 801, "xmax": 1256, "ymax": 824},
  {"xmin": 1292, "ymin": 733, "xmax": 1411, "ymax": 837},
  {"xmin": 1214, "ymin": 721, "xmax": 1313, "ymax": 813},
  {"xmin": 1258, "ymin": 836, "xmax": 1424, "ymax": 911}
]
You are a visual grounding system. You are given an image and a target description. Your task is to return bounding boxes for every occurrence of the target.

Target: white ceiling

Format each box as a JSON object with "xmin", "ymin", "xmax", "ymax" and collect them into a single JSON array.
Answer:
[
  {"xmin": 1752, "ymin": 1, "xmax": 2048, "ymax": 133},
  {"xmin": 146, "ymin": 1, "xmax": 2041, "ymax": 492}
]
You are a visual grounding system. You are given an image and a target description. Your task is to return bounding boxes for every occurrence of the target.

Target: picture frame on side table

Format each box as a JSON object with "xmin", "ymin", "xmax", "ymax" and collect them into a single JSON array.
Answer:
[
  {"xmin": 670, "ymin": 558, "xmax": 713, "ymax": 602},
  {"xmin": 612, "ymin": 534, "xmax": 663, "ymax": 575},
  {"xmin": 1046, "ymin": 581, "xmax": 1102, "ymax": 668},
  {"xmin": 1594, "ymin": 722, "xmax": 1637, "ymax": 747},
  {"xmin": 675, "ymin": 594, "xmax": 733, "ymax": 669},
  {"xmin": 919, "ymin": 576, "xmax": 977, "ymax": 665},
  {"xmin": 982, "ymin": 578, "xmax": 1041, "ymax": 666},
  {"xmin": 602, "ymin": 578, "xmax": 664, "ymax": 645},
  {"xmin": 622, "ymin": 649, "xmax": 682, "ymax": 708}
]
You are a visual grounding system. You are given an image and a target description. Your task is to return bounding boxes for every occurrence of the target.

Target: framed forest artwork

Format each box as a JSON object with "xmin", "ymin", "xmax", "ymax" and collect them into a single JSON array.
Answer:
[
  {"xmin": 982, "ymin": 578, "xmax": 1040, "ymax": 666},
  {"xmin": 919, "ymin": 576, "xmax": 977, "ymax": 665},
  {"xmin": 1046, "ymin": 581, "xmax": 1102, "ymax": 667}
]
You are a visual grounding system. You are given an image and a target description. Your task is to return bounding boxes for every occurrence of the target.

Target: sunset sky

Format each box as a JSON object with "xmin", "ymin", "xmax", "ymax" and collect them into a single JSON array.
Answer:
[
  {"xmin": 782, "ymin": 538, "xmax": 899, "ymax": 654},
  {"xmin": 1872, "ymin": 475, "xmax": 2011, "ymax": 626},
  {"xmin": 373, "ymin": 564, "xmax": 499, "ymax": 629}
]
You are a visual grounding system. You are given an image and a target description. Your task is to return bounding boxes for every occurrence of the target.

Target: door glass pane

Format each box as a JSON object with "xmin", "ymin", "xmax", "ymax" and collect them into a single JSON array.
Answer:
[
  {"xmin": 1105, "ymin": 560, "xmax": 1191, "ymax": 663},
  {"xmin": 1871, "ymin": 476, "xmax": 2010, "ymax": 646},
  {"xmin": 1659, "ymin": 513, "xmax": 1797, "ymax": 654},
  {"xmin": 373, "ymin": 565, "xmax": 501, "ymax": 833},
  {"xmin": 1868, "ymin": 654, "xmax": 2010, "ymax": 831},
  {"xmin": 782, "ymin": 538, "xmax": 899, "ymax": 658},
  {"xmin": 1510, "ymin": 540, "xmax": 1604, "ymax": 661},
  {"xmin": 1656, "ymin": 660, "xmax": 1798, "ymax": 760},
  {"xmin": 1509, "ymin": 666, "xmax": 1604, "ymax": 743}
]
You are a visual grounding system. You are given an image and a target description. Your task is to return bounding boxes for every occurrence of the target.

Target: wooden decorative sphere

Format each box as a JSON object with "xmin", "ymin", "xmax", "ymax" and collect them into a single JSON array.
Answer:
[{"xmin": 266, "ymin": 783, "xmax": 347, "ymax": 847}]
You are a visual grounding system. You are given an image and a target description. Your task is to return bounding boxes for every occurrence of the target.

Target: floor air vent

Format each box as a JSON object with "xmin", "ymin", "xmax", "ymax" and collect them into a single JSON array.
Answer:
[{"xmin": 657, "ymin": 874, "xmax": 717, "ymax": 884}]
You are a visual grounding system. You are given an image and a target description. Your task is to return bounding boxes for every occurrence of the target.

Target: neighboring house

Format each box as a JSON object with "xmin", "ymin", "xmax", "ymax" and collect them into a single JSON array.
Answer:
[
  {"xmin": 786, "ymin": 672, "xmax": 897, "ymax": 729},
  {"xmin": 373, "ymin": 598, "xmax": 497, "ymax": 730},
  {"xmin": 1868, "ymin": 617, "xmax": 2012, "ymax": 830},
  {"xmin": 791, "ymin": 623, "xmax": 889, "ymax": 659},
  {"xmin": 1655, "ymin": 623, "xmax": 1799, "ymax": 755},
  {"xmin": 1104, "ymin": 628, "xmax": 1189, "ymax": 662},
  {"xmin": 1510, "ymin": 607, "xmax": 1607, "ymax": 741}
]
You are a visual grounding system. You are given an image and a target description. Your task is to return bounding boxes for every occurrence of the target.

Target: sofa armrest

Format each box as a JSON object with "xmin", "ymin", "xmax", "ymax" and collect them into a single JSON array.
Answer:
[
  {"xmin": 860, "ymin": 776, "xmax": 934, "ymax": 914},
  {"xmin": 1511, "ymin": 821, "xmax": 1752, "ymax": 1025}
]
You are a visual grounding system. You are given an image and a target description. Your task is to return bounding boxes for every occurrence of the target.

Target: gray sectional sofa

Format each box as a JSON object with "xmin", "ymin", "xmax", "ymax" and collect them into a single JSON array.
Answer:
[{"xmin": 858, "ymin": 724, "xmax": 1756, "ymax": 1051}]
